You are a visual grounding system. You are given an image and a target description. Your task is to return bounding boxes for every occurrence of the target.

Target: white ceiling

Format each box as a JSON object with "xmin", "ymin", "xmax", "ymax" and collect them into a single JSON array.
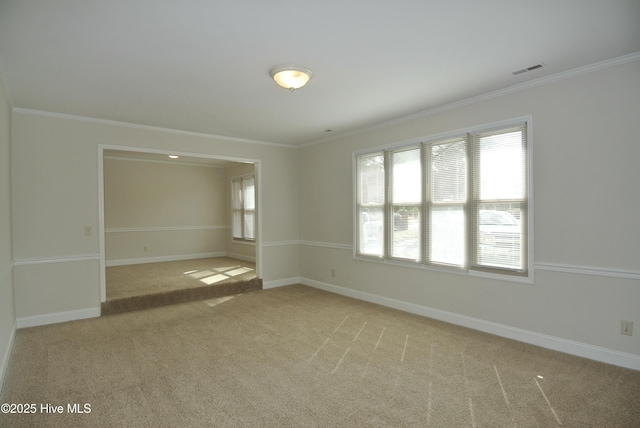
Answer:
[{"xmin": 1, "ymin": 1, "xmax": 639, "ymax": 146}]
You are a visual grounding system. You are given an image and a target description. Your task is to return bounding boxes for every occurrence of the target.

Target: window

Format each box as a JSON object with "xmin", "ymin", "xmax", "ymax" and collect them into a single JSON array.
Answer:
[
  {"xmin": 355, "ymin": 120, "xmax": 530, "ymax": 278},
  {"xmin": 231, "ymin": 175, "xmax": 255, "ymax": 241}
]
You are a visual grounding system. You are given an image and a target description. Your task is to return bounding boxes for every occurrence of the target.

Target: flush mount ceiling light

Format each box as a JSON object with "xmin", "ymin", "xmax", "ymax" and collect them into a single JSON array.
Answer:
[{"xmin": 270, "ymin": 65, "xmax": 313, "ymax": 91}]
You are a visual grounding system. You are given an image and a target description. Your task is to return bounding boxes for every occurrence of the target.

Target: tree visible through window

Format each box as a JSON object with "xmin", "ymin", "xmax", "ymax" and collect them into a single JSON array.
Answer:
[
  {"xmin": 231, "ymin": 175, "xmax": 255, "ymax": 241},
  {"xmin": 355, "ymin": 121, "xmax": 529, "ymax": 277}
]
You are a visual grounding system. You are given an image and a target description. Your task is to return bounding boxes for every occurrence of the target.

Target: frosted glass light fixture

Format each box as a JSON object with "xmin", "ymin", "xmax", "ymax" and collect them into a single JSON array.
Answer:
[{"xmin": 270, "ymin": 65, "xmax": 313, "ymax": 91}]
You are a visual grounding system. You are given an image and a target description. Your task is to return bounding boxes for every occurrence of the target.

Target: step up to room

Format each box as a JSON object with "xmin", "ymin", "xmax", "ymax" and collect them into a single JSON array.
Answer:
[{"xmin": 101, "ymin": 277, "xmax": 262, "ymax": 316}]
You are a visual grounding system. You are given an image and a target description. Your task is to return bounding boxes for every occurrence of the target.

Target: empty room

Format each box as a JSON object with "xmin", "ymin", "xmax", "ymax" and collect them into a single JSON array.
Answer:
[{"xmin": 1, "ymin": 1, "xmax": 639, "ymax": 427}]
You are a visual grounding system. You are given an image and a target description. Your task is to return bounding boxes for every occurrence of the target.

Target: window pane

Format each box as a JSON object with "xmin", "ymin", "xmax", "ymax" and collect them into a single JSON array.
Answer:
[
  {"xmin": 232, "ymin": 175, "xmax": 255, "ymax": 240},
  {"xmin": 243, "ymin": 178, "xmax": 255, "ymax": 210},
  {"xmin": 231, "ymin": 179, "xmax": 242, "ymax": 209},
  {"xmin": 359, "ymin": 207, "xmax": 384, "ymax": 256},
  {"xmin": 391, "ymin": 206, "xmax": 420, "ymax": 260},
  {"xmin": 232, "ymin": 210, "xmax": 242, "ymax": 238},
  {"xmin": 392, "ymin": 148, "xmax": 421, "ymax": 203},
  {"xmin": 430, "ymin": 206, "xmax": 464, "ymax": 266},
  {"xmin": 477, "ymin": 203, "xmax": 522, "ymax": 269},
  {"xmin": 359, "ymin": 154, "xmax": 385, "ymax": 205},
  {"xmin": 478, "ymin": 131, "xmax": 525, "ymax": 200},
  {"xmin": 431, "ymin": 140, "xmax": 466, "ymax": 202},
  {"xmin": 244, "ymin": 211, "xmax": 255, "ymax": 239}
]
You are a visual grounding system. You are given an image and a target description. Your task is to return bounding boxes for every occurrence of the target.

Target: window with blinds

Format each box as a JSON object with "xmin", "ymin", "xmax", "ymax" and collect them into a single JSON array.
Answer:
[
  {"xmin": 355, "ymin": 120, "xmax": 530, "ymax": 278},
  {"xmin": 231, "ymin": 175, "xmax": 255, "ymax": 241}
]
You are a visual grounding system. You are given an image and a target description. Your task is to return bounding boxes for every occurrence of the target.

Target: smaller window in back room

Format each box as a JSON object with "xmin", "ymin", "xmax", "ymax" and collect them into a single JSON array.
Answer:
[
  {"xmin": 355, "ymin": 118, "xmax": 531, "ymax": 279},
  {"xmin": 231, "ymin": 175, "xmax": 256, "ymax": 241}
]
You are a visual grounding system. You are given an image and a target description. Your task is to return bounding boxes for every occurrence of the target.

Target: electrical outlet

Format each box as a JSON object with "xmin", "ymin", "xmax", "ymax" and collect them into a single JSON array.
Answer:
[
  {"xmin": 144, "ymin": 246, "xmax": 148, "ymax": 252},
  {"xmin": 621, "ymin": 320, "xmax": 633, "ymax": 336},
  {"xmin": 331, "ymin": 269, "xmax": 335, "ymax": 277},
  {"xmin": 84, "ymin": 226, "xmax": 92, "ymax": 236}
]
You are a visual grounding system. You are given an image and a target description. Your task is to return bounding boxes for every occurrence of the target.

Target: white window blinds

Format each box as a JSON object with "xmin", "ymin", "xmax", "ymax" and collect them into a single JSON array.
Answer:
[
  {"xmin": 355, "ymin": 120, "xmax": 530, "ymax": 278},
  {"xmin": 471, "ymin": 125, "xmax": 527, "ymax": 272},
  {"xmin": 232, "ymin": 175, "xmax": 256, "ymax": 241},
  {"xmin": 427, "ymin": 138, "xmax": 467, "ymax": 267}
]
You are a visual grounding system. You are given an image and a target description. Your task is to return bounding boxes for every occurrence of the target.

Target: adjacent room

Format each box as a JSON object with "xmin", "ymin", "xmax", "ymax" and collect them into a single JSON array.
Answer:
[
  {"xmin": 101, "ymin": 149, "xmax": 260, "ymax": 314},
  {"xmin": 0, "ymin": 1, "xmax": 639, "ymax": 426}
]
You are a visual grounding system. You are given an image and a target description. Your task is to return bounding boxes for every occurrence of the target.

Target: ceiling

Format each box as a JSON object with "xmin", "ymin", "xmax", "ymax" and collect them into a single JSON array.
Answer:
[{"xmin": 1, "ymin": 1, "xmax": 639, "ymax": 147}]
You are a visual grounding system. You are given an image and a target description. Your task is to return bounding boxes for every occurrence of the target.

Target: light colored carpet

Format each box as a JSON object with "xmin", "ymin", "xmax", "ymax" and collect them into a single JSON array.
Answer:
[
  {"xmin": 2, "ymin": 285, "xmax": 639, "ymax": 427},
  {"xmin": 106, "ymin": 257, "xmax": 256, "ymax": 299}
]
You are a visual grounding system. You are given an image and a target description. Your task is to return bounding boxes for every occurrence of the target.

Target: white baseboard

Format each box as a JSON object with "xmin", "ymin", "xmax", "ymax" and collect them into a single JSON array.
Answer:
[
  {"xmin": 225, "ymin": 252, "xmax": 256, "ymax": 263},
  {"xmin": 16, "ymin": 307, "xmax": 101, "ymax": 329},
  {"xmin": 106, "ymin": 252, "xmax": 227, "ymax": 267},
  {"xmin": 263, "ymin": 277, "xmax": 300, "ymax": 289},
  {"xmin": 0, "ymin": 321, "xmax": 16, "ymax": 395},
  {"xmin": 300, "ymin": 278, "xmax": 640, "ymax": 371}
]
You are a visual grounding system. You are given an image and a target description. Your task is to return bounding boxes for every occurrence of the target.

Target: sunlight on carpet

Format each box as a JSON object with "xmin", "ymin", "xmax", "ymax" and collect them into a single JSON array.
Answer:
[{"xmin": 204, "ymin": 295, "xmax": 237, "ymax": 307}]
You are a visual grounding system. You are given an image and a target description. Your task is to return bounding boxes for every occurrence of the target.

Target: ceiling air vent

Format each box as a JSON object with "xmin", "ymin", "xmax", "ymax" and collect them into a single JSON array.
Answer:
[{"xmin": 512, "ymin": 63, "xmax": 544, "ymax": 76}]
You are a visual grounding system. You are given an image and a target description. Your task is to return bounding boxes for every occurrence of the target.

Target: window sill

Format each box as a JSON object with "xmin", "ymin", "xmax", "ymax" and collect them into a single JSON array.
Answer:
[{"xmin": 232, "ymin": 239, "xmax": 256, "ymax": 246}]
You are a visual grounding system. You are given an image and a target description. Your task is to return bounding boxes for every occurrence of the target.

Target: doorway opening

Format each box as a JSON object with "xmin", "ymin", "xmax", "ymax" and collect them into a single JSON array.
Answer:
[{"xmin": 98, "ymin": 146, "xmax": 262, "ymax": 314}]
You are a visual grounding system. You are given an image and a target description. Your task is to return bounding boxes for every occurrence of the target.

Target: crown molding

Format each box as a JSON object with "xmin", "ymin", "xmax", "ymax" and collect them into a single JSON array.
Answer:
[
  {"xmin": 11, "ymin": 107, "xmax": 297, "ymax": 149},
  {"xmin": 302, "ymin": 52, "xmax": 640, "ymax": 148}
]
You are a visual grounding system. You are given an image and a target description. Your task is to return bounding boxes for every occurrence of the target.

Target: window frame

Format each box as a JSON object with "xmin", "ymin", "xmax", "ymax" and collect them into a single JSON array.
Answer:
[
  {"xmin": 353, "ymin": 117, "xmax": 533, "ymax": 283},
  {"xmin": 231, "ymin": 174, "xmax": 256, "ymax": 242}
]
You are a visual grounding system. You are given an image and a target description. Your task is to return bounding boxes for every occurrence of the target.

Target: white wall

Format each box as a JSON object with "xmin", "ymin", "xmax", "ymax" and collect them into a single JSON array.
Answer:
[
  {"xmin": 299, "ymin": 60, "xmax": 640, "ymax": 369},
  {"xmin": 11, "ymin": 112, "xmax": 299, "ymax": 322},
  {"xmin": 0, "ymin": 64, "xmax": 15, "ymax": 387},
  {"xmin": 104, "ymin": 157, "xmax": 231, "ymax": 264},
  {"xmin": 6, "ymin": 56, "xmax": 639, "ymax": 370}
]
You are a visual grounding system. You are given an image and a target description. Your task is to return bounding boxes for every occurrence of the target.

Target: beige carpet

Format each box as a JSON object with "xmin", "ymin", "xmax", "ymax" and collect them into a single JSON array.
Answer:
[
  {"xmin": 2, "ymin": 285, "xmax": 639, "ymax": 427},
  {"xmin": 106, "ymin": 257, "xmax": 257, "ymax": 299}
]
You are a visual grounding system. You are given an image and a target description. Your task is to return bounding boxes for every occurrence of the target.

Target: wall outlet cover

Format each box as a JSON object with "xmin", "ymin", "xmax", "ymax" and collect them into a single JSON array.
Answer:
[{"xmin": 621, "ymin": 320, "xmax": 633, "ymax": 336}]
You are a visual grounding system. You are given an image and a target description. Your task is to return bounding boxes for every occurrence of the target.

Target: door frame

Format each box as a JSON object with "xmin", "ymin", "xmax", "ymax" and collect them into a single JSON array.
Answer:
[{"xmin": 97, "ymin": 144, "xmax": 262, "ymax": 302}]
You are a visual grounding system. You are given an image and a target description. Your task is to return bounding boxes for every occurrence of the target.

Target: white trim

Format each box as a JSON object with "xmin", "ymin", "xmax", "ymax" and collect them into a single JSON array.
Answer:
[
  {"xmin": 230, "ymin": 239, "xmax": 256, "ymax": 247},
  {"xmin": 13, "ymin": 254, "xmax": 100, "ymax": 266},
  {"xmin": 261, "ymin": 240, "xmax": 301, "ymax": 247},
  {"xmin": 299, "ymin": 239, "xmax": 639, "ymax": 282},
  {"xmin": 11, "ymin": 54, "xmax": 640, "ymax": 151},
  {"xmin": 104, "ymin": 154, "xmax": 226, "ymax": 168},
  {"xmin": 99, "ymin": 144, "xmax": 261, "ymax": 167},
  {"xmin": 99, "ymin": 146, "xmax": 107, "ymax": 302},
  {"xmin": 0, "ymin": 321, "xmax": 16, "ymax": 396},
  {"xmin": 0, "ymin": 264, "xmax": 15, "ymax": 394},
  {"xmin": 13, "ymin": 107, "xmax": 297, "ymax": 149},
  {"xmin": 300, "ymin": 241, "xmax": 352, "ymax": 251},
  {"xmin": 263, "ymin": 277, "xmax": 300, "ymax": 289},
  {"xmin": 225, "ymin": 252, "xmax": 256, "ymax": 263},
  {"xmin": 301, "ymin": 278, "xmax": 640, "ymax": 371},
  {"xmin": 106, "ymin": 252, "xmax": 227, "ymax": 267},
  {"xmin": 303, "ymin": 52, "xmax": 640, "ymax": 148},
  {"xmin": 536, "ymin": 263, "xmax": 640, "ymax": 281},
  {"xmin": 16, "ymin": 307, "xmax": 101, "ymax": 329},
  {"xmin": 255, "ymin": 161, "xmax": 263, "ymax": 284},
  {"xmin": 106, "ymin": 225, "xmax": 228, "ymax": 233}
]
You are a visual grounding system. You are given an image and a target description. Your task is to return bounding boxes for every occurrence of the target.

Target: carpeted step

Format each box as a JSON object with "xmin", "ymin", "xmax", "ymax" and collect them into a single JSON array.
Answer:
[{"xmin": 101, "ymin": 277, "xmax": 262, "ymax": 315}]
